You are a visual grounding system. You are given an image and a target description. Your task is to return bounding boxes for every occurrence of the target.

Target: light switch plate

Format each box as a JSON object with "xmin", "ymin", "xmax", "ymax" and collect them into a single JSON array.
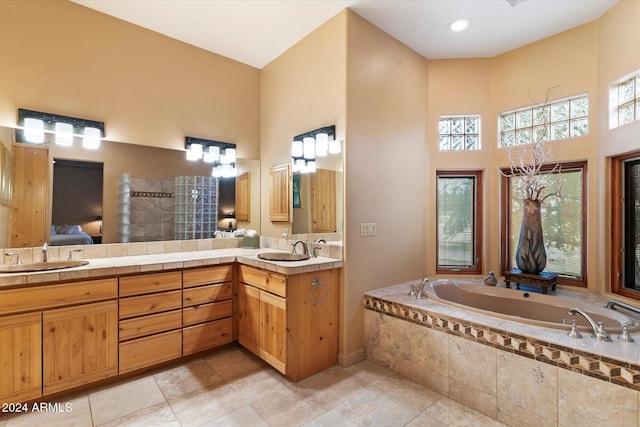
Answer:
[{"xmin": 360, "ymin": 222, "xmax": 376, "ymax": 236}]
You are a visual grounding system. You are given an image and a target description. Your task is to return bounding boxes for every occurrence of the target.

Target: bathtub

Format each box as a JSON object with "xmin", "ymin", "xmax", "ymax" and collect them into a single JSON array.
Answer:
[{"xmin": 426, "ymin": 279, "xmax": 638, "ymax": 333}]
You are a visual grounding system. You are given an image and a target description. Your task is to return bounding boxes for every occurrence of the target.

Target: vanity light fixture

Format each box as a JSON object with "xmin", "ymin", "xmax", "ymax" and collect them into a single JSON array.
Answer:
[
  {"xmin": 291, "ymin": 125, "xmax": 337, "ymax": 174},
  {"xmin": 185, "ymin": 136, "xmax": 237, "ymax": 177},
  {"xmin": 18, "ymin": 108, "xmax": 105, "ymax": 148}
]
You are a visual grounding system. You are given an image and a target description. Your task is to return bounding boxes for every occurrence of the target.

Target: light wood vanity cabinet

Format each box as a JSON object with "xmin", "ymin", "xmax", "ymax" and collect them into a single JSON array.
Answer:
[
  {"xmin": 182, "ymin": 265, "xmax": 234, "ymax": 355},
  {"xmin": 0, "ymin": 277, "xmax": 119, "ymax": 403},
  {"xmin": 0, "ymin": 260, "xmax": 339, "ymax": 403},
  {"xmin": 238, "ymin": 265, "xmax": 340, "ymax": 381},
  {"xmin": 118, "ymin": 271, "xmax": 183, "ymax": 373},
  {"xmin": 0, "ymin": 312, "xmax": 42, "ymax": 403}
]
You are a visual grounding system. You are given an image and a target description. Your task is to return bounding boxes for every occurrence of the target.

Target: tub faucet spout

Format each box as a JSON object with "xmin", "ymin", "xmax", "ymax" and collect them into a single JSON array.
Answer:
[
  {"xmin": 568, "ymin": 307, "xmax": 612, "ymax": 342},
  {"xmin": 409, "ymin": 277, "xmax": 429, "ymax": 299}
]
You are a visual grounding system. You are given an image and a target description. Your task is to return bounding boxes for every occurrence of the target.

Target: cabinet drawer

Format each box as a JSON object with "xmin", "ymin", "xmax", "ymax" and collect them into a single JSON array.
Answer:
[
  {"xmin": 119, "ymin": 309, "xmax": 182, "ymax": 341},
  {"xmin": 119, "ymin": 290, "xmax": 182, "ymax": 319},
  {"xmin": 182, "ymin": 300, "xmax": 232, "ymax": 326},
  {"xmin": 183, "ymin": 283, "xmax": 232, "ymax": 307},
  {"xmin": 183, "ymin": 318, "xmax": 233, "ymax": 355},
  {"xmin": 239, "ymin": 265, "xmax": 286, "ymax": 297},
  {"xmin": 183, "ymin": 265, "xmax": 233, "ymax": 288},
  {"xmin": 119, "ymin": 330, "xmax": 182, "ymax": 374},
  {"xmin": 119, "ymin": 271, "xmax": 182, "ymax": 297},
  {"xmin": 0, "ymin": 278, "xmax": 117, "ymax": 315}
]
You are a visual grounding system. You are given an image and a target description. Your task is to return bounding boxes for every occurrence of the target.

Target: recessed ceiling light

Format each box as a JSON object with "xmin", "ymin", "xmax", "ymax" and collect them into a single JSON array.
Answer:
[{"xmin": 449, "ymin": 18, "xmax": 469, "ymax": 32}]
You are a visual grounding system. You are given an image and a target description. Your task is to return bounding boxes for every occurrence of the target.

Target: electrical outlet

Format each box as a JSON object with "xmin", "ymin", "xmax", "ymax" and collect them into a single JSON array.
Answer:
[{"xmin": 360, "ymin": 222, "xmax": 376, "ymax": 236}]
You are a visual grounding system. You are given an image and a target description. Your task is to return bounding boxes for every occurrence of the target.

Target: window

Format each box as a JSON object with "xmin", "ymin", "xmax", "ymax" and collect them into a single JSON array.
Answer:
[
  {"xmin": 499, "ymin": 95, "xmax": 589, "ymax": 147},
  {"xmin": 611, "ymin": 151, "xmax": 640, "ymax": 299},
  {"xmin": 610, "ymin": 71, "xmax": 640, "ymax": 128},
  {"xmin": 436, "ymin": 171, "xmax": 483, "ymax": 273},
  {"xmin": 501, "ymin": 162, "xmax": 587, "ymax": 287},
  {"xmin": 438, "ymin": 116, "xmax": 480, "ymax": 150}
]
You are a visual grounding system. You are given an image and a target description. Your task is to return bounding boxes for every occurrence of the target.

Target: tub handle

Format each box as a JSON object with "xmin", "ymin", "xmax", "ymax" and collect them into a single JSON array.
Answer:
[
  {"xmin": 617, "ymin": 323, "xmax": 635, "ymax": 342},
  {"xmin": 563, "ymin": 319, "xmax": 583, "ymax": 339}
]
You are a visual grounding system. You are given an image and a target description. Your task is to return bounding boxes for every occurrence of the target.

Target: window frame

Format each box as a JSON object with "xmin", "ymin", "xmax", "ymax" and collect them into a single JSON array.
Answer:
[
  {"xmin": 436, "ymin": 170, "xmax": 483, "ymax": 274},
  {"xmin": 611, "ymin": 150, "xmax": 640, "ymax": 300},
  {"xmin": 500, "ymin": 161, "xmax": 587, "ymax": 287}
]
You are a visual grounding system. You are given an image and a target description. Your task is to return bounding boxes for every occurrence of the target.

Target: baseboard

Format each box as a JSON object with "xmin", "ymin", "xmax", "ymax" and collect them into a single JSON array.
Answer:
[{"xmin": 338, "ymin": 348, "xmax": 365, "ymax": 367}]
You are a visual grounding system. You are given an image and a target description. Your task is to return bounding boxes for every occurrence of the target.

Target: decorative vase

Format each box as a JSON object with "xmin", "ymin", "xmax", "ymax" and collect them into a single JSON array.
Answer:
[{"xmin": 515, "ymin": 198, "xmax": 547, "ymax": 274}]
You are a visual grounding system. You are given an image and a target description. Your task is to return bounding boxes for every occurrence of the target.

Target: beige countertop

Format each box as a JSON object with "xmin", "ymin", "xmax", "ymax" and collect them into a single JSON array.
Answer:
[{"xmin": 0, "ymin": 248, "xmax": 343, "ymax": 288}]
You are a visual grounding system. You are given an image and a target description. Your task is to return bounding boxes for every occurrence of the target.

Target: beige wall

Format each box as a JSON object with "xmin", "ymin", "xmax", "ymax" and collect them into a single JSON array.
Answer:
[
  {"xmin": 0, "ymin": 0, "xmax": 260, "ymax": 159},
  {"xmin": 259, "ymin": 10, "xmax": 347, "ymax": 239},
  {"xmin": 343, "ymin": 11, "xmax": 430, "ymax": 361},
  {"xmin": 426, "ymin": 58, "xmax": 495, "ymax": 274}
]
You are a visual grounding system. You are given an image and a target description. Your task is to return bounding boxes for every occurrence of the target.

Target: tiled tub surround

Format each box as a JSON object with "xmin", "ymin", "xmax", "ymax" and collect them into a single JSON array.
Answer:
[{"xmin": 365, "ymin": 281, "xmax": 640, "ymax": 427}]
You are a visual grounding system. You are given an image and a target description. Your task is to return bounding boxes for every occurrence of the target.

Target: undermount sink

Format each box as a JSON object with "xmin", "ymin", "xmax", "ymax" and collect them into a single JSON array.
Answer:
[
  {"xmin": 257, "ymin": 252, "xmax": 310, "ymax": 262},
  {"xmin": 0, "ymin": 260, "xmax": 89, "ymax": 273}
]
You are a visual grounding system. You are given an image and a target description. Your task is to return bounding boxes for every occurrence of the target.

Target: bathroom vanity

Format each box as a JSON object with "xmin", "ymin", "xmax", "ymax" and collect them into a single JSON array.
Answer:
[{"xmin": 0, "ymin": 249, "xmax": 341, "ymax": 404}]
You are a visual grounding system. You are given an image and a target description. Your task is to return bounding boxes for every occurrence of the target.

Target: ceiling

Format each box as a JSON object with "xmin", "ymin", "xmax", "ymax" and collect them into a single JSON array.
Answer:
[{"xmin": 71, "ymin": 0, "xmax": 618, "ymax": 69}]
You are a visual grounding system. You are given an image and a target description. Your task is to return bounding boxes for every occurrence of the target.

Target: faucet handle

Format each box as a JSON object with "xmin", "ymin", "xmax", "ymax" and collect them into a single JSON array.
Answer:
[
  {"xmin": 67, "ymin": 249, "xmax": 82, "ymax": 261},
  {"xmin": 4, "ymin": 251, "xmax": 22, "ymax": 265},
  {"xmin": 408, "ymin": 283, "xmax": 418, "ymax": 296},
  {"xmin": 563, "ymin": 319, "xmax": 583, "ymax": 339},
  {"xmin": 618, "ymin": 323, "xmax": 635, "ymax": 342}
]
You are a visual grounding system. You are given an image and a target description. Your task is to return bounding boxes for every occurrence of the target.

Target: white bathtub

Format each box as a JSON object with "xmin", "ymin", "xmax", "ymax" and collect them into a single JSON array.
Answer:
[{"xmin": 426, "ymin": 279, "xmax": 638, "ymax": 333}]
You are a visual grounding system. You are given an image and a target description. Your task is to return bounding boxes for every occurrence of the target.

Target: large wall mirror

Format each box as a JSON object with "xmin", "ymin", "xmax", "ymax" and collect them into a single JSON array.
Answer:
[{"xmin": 0, "ymin": 126, "xmax": 260, "ymax": 248}]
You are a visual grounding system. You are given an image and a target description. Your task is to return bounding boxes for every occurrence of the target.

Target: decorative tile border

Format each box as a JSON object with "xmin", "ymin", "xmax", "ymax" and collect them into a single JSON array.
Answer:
[{"xmin": 364, "ymin": 295, "xmax": 640, "ymax": 391}]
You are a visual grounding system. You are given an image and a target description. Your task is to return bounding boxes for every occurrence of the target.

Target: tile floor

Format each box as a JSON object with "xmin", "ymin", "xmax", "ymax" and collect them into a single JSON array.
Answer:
[{"xmin": 0, "ymin": 345, "xmax": 506, "ymax": 427}]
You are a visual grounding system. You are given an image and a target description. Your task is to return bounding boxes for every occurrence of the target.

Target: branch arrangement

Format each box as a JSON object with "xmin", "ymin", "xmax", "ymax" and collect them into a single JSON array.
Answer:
[{"xmin": 502, "ymin": 86, "xmax": 564, "ymax": 203}]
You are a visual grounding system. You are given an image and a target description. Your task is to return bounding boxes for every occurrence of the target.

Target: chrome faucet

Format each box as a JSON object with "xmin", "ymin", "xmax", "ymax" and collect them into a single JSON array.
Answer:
[
  {"xmin": 568, "ymin": 307, "xmax": 612, "ymax": 342},
  {"xmin": 408, "ymin": 277, "xmax": 429, "ymax": 299},
  {"xmin": 291, "ymin": 240, "xmax": 309, "ymax": 256},
  {"xmin": 4, "ymin": 251, "xmax": 22, "ymax": 265},
  {"xmin": 315, "ymin": 238, "xmax": 327, "ymax": 244},
  {"xmin": 41, "ymin": 243, "xmax": 49, "ymax": 263}
]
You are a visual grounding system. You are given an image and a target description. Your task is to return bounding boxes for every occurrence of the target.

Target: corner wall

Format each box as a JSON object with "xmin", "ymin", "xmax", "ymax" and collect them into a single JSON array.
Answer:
[{"xmin": 343, "ymin": 11, "xmax": 429, "ymax": 362}]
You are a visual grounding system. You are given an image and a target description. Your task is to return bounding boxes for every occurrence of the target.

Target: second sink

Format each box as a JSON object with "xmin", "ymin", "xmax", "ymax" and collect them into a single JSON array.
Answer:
[{"xmin": 257, "ymin": 252, "xmax": 310, "ymax": 262}]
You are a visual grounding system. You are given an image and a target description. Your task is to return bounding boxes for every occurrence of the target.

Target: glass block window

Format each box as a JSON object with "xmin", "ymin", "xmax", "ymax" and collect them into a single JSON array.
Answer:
[
  {"xmin": 439, "ymin": 116, "xmax": 481, "ymax": 150},
  {"xmin": 499, "ymin": 94, "xmax": 589, "ymax": 147},
  {"xmin": 610, "ymin": 71, "xmax": 640, "ymax": 128}
]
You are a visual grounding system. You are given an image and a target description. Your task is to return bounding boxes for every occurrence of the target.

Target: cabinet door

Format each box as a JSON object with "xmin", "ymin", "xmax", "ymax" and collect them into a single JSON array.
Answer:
[
  {"xmin": 43, "ymin": 301, "xmax": 118, "ymax": 395},
  {"xmin": 10, "ymin": 143, "xmax": 49, "ymax": 248},
  {"xmin": 237, "ymin": 283, "xmax": 261, "ymax": 357},
  {"xmin": 235, "ymin": 171, "xmax": 250, "ymax": 221},
  {"xmin": 269, "ymin": 163, "xmax": 290, "ymax": 222},
  {"xmin": 260, "ymin": 291, "xmax": 287, "ymax": 374},
  {"xmin": 311, "ymin": 168, "xmax": 337, "ymax": 233},
  {"xmin": 0, "ymin": 312, "xmax": 42, "ymax": 403}
]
